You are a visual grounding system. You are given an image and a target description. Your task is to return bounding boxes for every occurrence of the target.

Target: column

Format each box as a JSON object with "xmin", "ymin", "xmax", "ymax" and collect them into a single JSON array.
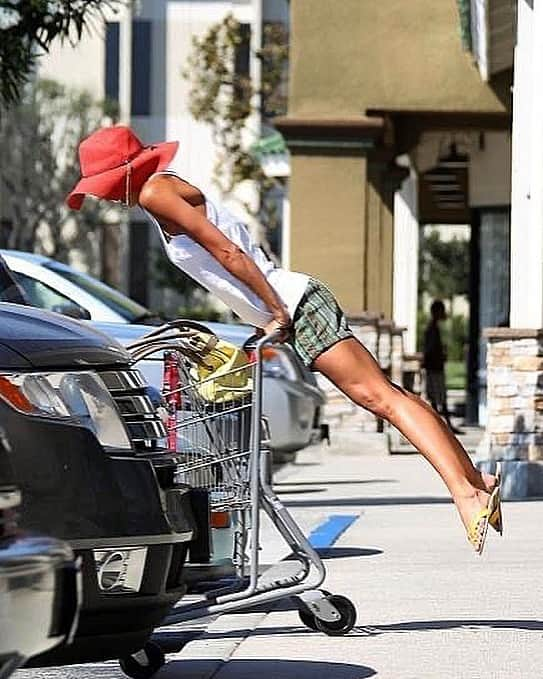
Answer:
[
  {"xmin": 510, "ymin": 0, "xmax": 542, "ymax": 327},
  {"xmin": 365, "ymin": 163, "xmax": 384, "ymax": 313},
  {"xmin": 478, "ymin": 0, "xmax": 543, "ymax": 497},
  {"xmin": 393, "ymin": 170, "xmax": 419, "ymax": 354}
]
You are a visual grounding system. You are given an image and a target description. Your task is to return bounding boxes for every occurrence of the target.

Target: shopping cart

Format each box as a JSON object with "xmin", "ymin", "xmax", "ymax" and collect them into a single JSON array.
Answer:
[{"xmin": 124, "ymin": 320, "xmax": 357, "ymax": 676}]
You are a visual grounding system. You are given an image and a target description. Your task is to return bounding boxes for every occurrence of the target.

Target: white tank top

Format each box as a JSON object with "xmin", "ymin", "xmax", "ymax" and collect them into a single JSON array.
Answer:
[{"xmin": 143, "ymin": 167, "xmax": 309, "ymax": 328}]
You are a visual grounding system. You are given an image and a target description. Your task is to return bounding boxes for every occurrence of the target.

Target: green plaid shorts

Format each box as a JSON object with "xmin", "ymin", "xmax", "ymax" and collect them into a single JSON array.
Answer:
[{"xmin": 290, "ymin": 277, "xmax": 354, "ymax": 368}]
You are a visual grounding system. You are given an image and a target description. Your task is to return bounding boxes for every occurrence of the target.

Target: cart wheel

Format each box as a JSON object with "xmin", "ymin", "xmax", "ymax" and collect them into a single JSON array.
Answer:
[
  {"xmin": 314, "ymin": 594, "xmax": 357, "ymax": 636},
  {"xmin": 297, "ymin": 590, "xmax": 331, "ymax": 631},
  {"xmin": 298, "ymin": 607, "xmax": 319, "ymax": 631},
  {"xmin": 119, "ymin": 640, "xmax": 165, "ymax": 679}
]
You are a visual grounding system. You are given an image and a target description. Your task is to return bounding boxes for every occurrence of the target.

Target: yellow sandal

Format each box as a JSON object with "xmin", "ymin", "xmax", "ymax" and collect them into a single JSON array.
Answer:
[
  {"xmin": 467, "ymin": 464, "xmax": 502, "ymax": 555},
  {"xmin": 488, "ymin": 462, "xmax": 503, "ymax": 536}
]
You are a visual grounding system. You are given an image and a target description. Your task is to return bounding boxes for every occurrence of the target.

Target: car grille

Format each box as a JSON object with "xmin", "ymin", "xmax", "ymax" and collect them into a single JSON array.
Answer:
[{"xmin": 99, "ymin": 369, "xmax": 166, "ymax": 452}]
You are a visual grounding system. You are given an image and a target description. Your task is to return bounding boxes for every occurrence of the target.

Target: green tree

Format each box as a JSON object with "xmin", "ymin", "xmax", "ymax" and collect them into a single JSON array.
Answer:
[
  {"xmin": 419, "ymin": 229, "xmax": 470, "ymax": 308},
  {"xmin": 0, "ymin": 0, "xmax": 126, "ymax": 108},
  {"xmin": 184, "ymin": 14, "xmax": 289, "ymax": 236},
  {"xmin": 0, "ymin": 79, "xmax": 120, "ymax": 273}
]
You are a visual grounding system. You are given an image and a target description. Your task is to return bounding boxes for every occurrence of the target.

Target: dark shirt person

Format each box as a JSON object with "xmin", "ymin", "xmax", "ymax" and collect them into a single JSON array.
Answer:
[{"xmin": 423, "ymin": 299, "xmax": 462, "ymax": 435}]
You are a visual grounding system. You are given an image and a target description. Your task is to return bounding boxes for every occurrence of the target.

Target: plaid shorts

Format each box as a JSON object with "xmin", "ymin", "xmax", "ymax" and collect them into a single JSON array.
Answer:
[{"xmin": 290, "ymin": 278, "xmax": 354, "ymax": 368}]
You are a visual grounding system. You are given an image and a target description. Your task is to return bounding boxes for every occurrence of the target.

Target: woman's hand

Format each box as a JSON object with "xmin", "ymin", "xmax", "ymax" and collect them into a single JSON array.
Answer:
[{"xmin": 264, "ymin": 310, "xmax": 291, "ymax": 343}]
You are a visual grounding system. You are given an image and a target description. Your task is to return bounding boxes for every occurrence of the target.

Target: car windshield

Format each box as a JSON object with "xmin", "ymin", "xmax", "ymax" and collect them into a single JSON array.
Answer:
[{"xmin": 45, "ymin": 262, "xmax": 153, "ymax": 322}]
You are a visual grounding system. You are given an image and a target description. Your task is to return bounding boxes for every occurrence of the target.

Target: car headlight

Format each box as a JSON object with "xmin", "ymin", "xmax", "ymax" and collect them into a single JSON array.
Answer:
[
  {"xmin": 261, "ymin": 347, "xmax": 299, "ymax": 381},
  {"xmin": 0, "ymin": 371, "xmax": 132, "ymax": 451}
]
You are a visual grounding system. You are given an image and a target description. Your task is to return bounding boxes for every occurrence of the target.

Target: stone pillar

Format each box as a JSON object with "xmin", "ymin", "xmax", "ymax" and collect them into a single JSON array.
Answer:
[
  {"xmin": 402, "ymin": 352, "xmax": 424, "ymax": 396},
  {"xmin": 477, "ymin": 327, "xmax": 543, "ymax": 498},
  {"xmin": 390, "ymin": 325, "xmax": 405, "ymax": 386},
  {"xmin": 350, "ymin": 313, "xmax": 380, "ymax": 361},
  {"xmin": 377, "ymin": 319, "xmax": 392, "ymax": 376},
  {"xmin": 317, "ymin": 314, "xmax": 380, "ymax": 430}
]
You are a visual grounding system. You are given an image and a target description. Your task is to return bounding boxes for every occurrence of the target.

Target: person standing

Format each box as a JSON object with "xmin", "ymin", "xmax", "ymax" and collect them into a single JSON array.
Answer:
[{"xmin": 423, "ymin": 299, "xmax": 463, "ymax": 435}]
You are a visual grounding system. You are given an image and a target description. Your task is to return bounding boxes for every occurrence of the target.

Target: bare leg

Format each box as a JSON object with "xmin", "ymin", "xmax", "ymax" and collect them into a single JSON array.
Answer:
[{"xmin": 313, "ymin": 338, "xmax": 495, "ymax": 532}]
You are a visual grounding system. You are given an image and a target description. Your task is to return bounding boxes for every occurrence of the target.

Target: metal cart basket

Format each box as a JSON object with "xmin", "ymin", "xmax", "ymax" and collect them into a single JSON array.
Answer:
[{"xmin": 124, "ymin": 321, "xmax": 356, "ymax": 676}]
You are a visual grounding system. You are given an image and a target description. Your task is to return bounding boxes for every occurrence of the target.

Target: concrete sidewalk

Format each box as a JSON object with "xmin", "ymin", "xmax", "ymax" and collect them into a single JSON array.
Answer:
[{"xmin": 159, "ymin": 442, "xmax": 543, "ymax": 679}]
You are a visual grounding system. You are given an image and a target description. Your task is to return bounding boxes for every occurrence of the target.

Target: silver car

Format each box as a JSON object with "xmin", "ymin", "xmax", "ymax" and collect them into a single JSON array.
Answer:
[
  {"xmin": 1, "ymin": 250, "xmax": 326, "ymax": 458},
  {"xmin": 0, "ymin": 485, "xmax": 80, "ymax": 677}
]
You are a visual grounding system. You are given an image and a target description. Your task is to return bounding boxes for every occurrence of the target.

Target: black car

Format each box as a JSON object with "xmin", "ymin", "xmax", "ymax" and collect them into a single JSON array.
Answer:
[{"xmin": 0, "ymin": 301, "xmax": 197, "ymax": 670}]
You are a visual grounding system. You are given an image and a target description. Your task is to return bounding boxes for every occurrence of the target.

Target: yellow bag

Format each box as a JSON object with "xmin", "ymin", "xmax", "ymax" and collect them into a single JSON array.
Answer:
[{"xmin": 189, "ymin": 332, "xmax": 253, "ymax": 404}]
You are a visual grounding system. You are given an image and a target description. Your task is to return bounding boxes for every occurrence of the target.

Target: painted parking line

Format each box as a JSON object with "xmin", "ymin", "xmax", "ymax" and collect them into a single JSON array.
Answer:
[{"xmin": 308, "ymin": 514, "xmax": 360, "ymax": 549}]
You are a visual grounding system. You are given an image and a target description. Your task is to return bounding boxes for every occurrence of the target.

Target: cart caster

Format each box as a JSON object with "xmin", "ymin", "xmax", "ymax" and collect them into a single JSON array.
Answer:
[
  {"xmin": 298, "ymin": 607, "xmax": 319, "ymax": 631},
  {"xmin": 299, "ymin": 593, "xmax": 356, "ymax": 636},
  {"xmin": 298, "ymin": 589, "xmax": 330, "ymax": 631},
  {"xmin": 119, "ymin": 640, "xmax": 165, "ymax": 679}
]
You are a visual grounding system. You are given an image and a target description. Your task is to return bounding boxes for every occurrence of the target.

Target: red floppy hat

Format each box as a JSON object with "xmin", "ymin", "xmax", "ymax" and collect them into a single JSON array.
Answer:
[{"xmin": 66, "ymin": 126, "xmax": 179, "ymax": 210}]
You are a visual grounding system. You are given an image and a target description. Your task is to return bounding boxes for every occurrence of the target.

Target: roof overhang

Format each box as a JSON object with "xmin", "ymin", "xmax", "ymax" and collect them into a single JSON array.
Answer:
[{"xmin": 274, "ymin": 116, "xmax": 386, "ymax": 151}]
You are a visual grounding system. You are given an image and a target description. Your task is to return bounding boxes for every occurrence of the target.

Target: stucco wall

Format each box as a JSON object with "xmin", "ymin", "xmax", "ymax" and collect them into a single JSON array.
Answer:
[
  {"xmin": 289, "ymin": 152, "xmax": 367, "ymax": 313},
  {"xmin": 289, "ymin": 0, "xmax": 510, "ymax": 118}
]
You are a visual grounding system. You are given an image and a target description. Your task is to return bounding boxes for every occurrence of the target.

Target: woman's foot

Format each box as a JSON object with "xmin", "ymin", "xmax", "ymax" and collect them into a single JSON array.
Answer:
[
  {"xmin": 454, "ymin": 470, "xmax": 497, "ymax": 528},
  {"xmin": 455, "ymin": 486, "xmax": 492, "ymax": 537},
  {"xmin": 481, "ymin": 470, "xmax": 499, "ymax": 494},
  {"xmin": 454, "ymin": 470, "xmax": 502, "ymax": 553}
]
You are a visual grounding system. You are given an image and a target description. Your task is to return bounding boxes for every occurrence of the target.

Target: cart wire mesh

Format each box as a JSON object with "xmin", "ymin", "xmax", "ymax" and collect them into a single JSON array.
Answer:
[{"xmin": 161, "ymin": 342, "xmax": 256, "ymax": 512}]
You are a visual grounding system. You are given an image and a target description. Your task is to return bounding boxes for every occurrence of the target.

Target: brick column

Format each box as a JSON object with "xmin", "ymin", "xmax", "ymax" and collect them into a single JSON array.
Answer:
[
  {"xmin": 377, "ymin": 319, "xmax": 393, "ymax": 376},
  {"xmin": 402, "ymin": 353, "xmax": 423, "ymax": 395},
  {"xmin": 349, "ymin": 313, "xmax": 380, "ymax": 360},
  {"xmin": 477, "ymin": 328, "xmax": 543, "ymax": 498},
  {"xmin": 390, "ymin": 325, "xmax": 406, "ymax": 386},
  {"xmin": 317, "ymin": 314, "xmax": 384, "ymax": 442}
]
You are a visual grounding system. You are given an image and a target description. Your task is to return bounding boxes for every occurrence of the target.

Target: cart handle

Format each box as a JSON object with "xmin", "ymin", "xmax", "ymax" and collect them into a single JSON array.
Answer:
[{"xmin": 253, "ymin": 329, "xmax": 283, "ymax": 359}]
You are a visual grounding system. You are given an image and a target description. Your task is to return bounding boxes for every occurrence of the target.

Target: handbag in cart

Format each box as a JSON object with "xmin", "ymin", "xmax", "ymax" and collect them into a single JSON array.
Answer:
[{"xmin": 188, "ymin": 332, "xmax": 253, "ymax": 405}]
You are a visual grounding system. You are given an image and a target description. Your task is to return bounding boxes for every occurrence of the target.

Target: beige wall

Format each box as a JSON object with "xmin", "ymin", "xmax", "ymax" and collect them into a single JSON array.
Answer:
[
  {"xmin": 289, "ymin": 0, "xmax": 509, "ymax": 118},
  {"xmin": 285, "ymin": 0, "xmax": 511, "ymax": 319},
  {"xmin": 289, "ymin": 152, "xmax": 367, "ymax": 314}
]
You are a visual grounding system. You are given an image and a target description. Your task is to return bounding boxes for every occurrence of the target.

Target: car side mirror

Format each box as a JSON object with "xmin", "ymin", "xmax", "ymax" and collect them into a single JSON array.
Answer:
[{"xmin": 52, "ymin": 303, "xmax": 91, "ymax": 321}]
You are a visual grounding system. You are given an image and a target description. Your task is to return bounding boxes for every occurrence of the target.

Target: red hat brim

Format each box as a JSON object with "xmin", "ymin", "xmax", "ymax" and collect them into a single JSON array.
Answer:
[{"xmin": 66, "ymin": 140, "xmax": 179, "ymax": 210}]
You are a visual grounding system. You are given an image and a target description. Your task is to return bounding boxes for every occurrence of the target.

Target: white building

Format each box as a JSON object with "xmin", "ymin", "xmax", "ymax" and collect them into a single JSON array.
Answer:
[{"xmin": 38, "ymin": 0, "xmax": 289, "ymax": 310}]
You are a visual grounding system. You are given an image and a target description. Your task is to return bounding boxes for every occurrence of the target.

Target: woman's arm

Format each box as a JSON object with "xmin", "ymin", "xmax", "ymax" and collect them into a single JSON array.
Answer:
[{"xmin": 139, "ymin": 176, "xmax": 290, "ymax": 330}]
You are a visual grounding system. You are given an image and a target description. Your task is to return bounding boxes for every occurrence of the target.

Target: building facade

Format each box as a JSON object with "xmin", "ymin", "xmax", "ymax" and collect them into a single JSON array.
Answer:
[
  {"xmin": 277, "ymin": 0, "xmax": 543, "ymax": 495},
  {"xmin": 38, "ymin": 0, "xmax": 289, "ymax": 310},
  {"xmin": 276, "ymin": 0, "xmax": 513, "ymax": 420}
]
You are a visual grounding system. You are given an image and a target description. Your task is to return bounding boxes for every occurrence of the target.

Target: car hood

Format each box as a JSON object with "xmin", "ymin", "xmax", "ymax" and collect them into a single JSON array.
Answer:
[{"xmin": 0, "ymin": 303, "xmax": 131, "ymax": 369}]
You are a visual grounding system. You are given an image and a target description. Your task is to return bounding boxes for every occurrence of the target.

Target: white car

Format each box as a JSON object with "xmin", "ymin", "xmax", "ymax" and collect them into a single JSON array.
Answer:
[{"xmin": 2, "ymin": 250, "xmax": 326, "ymax": 457}]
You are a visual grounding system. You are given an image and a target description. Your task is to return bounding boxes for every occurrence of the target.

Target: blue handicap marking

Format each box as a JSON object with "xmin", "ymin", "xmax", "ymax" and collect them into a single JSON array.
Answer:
[{"xmin": 308, "ymin": 514, "xmax": 360, "ymax": 549}]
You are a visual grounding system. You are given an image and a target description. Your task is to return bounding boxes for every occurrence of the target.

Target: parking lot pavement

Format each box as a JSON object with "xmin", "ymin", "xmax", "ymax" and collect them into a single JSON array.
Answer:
[
  {"xmin": 160, "ymin": 442, "xmax": 543, "ymax": 679},
  {"xmin": 17, "ymin": 439, "xmax": 543, "ymax": 679}
]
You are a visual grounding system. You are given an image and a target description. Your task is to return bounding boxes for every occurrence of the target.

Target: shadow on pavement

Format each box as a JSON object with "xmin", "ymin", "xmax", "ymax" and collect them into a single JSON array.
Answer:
[
  {"xmin": 283, "ymin": 495, "xmax": 452, "ymax": 508},
  {"xmin": 350, "ymin": 619, "xmax": 543, "ymax": 635},
  {"xmin": 274, "ymin": 479, "xmax": 397, "ymax": 487},
  {"xmin": 156, "ymin": 658, "xmax": 376, "ymax": 678},
  {"xmin": 274, "ymin": 487, "xmax": 327, "ymax": 495},
  {"xmin": 154, "ymin": 617, "xmax": 543, "ymax": 651},
  {"xmin": 282, "ymin": 547, "xmax": 381, "ymax": 560},
  {"xmin": 316, "ymin": 546, "xmax": 383, "ymax": 559}
]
